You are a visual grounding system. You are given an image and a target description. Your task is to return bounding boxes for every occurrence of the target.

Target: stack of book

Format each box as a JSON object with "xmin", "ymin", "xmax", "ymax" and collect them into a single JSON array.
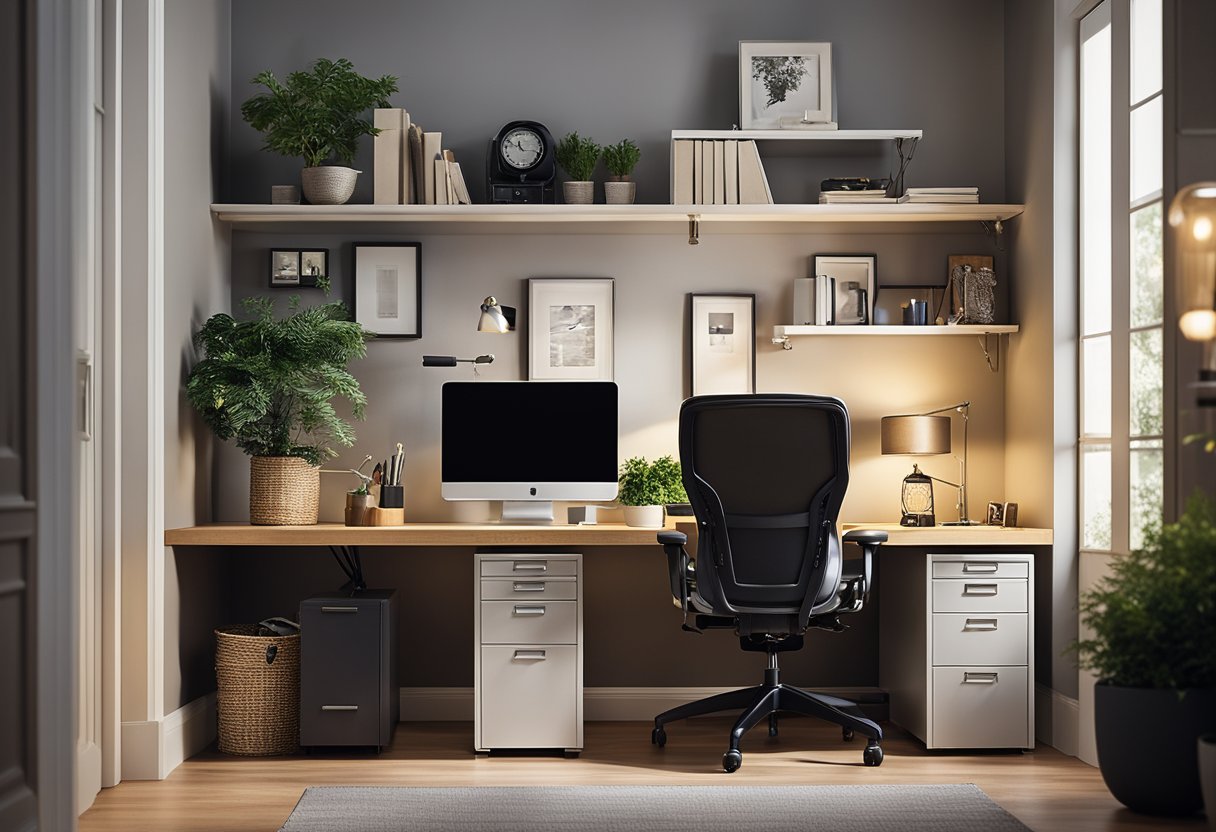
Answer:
[
  {"xmin": 374, "ymin": 108, "xmax": 472, "ymax": 206},
  {"xmin": 670, "ymin": 139, "xmax": 773, "ymax": 205},
  {"xmin": 818, "ymin": 189, "xmax": 909, "ymax": 204},
  {"xmin": 904, "ymin": 186, "xmax": 980, "ymax": 204},
  {"xmin": 809, "ymin": 274, "xmax": 836, "ymax": 325}
]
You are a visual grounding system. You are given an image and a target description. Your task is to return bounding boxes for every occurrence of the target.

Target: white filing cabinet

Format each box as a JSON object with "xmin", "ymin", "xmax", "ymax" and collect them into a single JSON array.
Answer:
[
  {"xmin": 879, "ymin": 552, "xmax": 1034, "ymax": 750},
  {"xmin": 474, "ymin": 552, "xmax": 583, "ymax": 754}
]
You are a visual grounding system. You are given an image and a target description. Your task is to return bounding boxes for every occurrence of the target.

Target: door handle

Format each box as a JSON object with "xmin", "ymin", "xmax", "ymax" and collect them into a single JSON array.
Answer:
[
  {"xmin": 963, "ymin": 618, "xmax": 999, "ymax": 631},
  {"xmin": 962, "ymin": 562, "xmax": 999, "ymax": 573},
  {"xmin": 512, "ymin": 582, "xmax": 546, "ymax": 592},
  {"xmin": 512, "ymin": 650, "xmax": 547, "ymax": 661},
  {"xmin": 963, "ymin": 583, "xmax": 999, "ymax": 596},
  {"xmin": 963, "ymin": 672, "xmax": 999, "ymax": 684},
  {"xmin": 513, "ymin": 605, "xmax": 546, "ymax": 616},
  {"xmin": 321, "ymin": 704, "xmax": 359, "ymax": 711},
  {"xmin": 320, "ymin": 606, "xmax": 359, "ymax": 613},
  {"xmin": 513, "ymin": 562, "xmax": 547, "ymax": 572}
]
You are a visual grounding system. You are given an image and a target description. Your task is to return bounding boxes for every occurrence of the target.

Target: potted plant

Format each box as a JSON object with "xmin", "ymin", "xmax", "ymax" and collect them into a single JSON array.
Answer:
[
  {"xmin": 555, "ymin": 131, "xmax": 600, "ymax": 205},
  {"xmin": 618, "ymin": 455, "xmax": 685, "ymax": 528},
  {"xmin": 241, "ymin": 57, "xmax": 398, "ymax": 205},
  {"xmin": 602, "ymin": 139, "xmax": 641, "ymax": 205},
  {"xmin": 1075, "ymin": 494, "xmax": 1216, "ymax": 816},
  {"xmin": 187, "ymin": 297, "xmax": 369, "ymax": 525}
]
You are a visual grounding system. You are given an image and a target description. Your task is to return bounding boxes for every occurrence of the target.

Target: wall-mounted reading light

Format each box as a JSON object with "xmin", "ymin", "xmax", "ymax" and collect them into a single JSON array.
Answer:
[{"xmin": 478, "ymin": 296, "xmax": 516, "ymax": 333}]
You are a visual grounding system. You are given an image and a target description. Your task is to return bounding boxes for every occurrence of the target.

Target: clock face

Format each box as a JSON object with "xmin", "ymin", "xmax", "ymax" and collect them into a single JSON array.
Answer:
[{"xmin": 501, "ymin": 128, "xmax": 545, "ymax": 170}]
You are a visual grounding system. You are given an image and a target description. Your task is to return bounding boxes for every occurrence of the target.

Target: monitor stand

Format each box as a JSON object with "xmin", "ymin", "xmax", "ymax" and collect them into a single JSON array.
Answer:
[{"xmin": 500, "ymin": 500, "xmax": 555, "ymax": 525}]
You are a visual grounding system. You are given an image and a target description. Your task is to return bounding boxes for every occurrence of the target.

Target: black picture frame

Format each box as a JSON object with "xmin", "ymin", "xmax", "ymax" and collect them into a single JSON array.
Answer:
[
  {"xmin": 352, "ymin": 242, "xmax": 422, "ymax": 339},
  {"xmin": 269, "ymin": 249, "xmax": 301, "ymax": 288},
  {"xmin": 298, "ymin": 248, "xmax": 328, "ymax": 286},
  {"xmin": 688, "ymin": 293, "xmax": 756, "ymax": 396}
]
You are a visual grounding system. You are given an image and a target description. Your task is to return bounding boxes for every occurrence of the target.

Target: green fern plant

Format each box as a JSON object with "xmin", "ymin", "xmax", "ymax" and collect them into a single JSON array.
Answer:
[
  {"xmin": 618, "ymin": 456, "xmax": 687, "ymax": 506},
  {"xmin": 602, "ymin": 139, "xmax": 641, "ymax": 179},
  {"xmin": 555, "ymin": 132, "xmax": 601, "ymax": 181},
  {"xmin": 186, "ymin": 297, "xmax": 369, "ymax": 465},
  {"xmin": 240, "ymin": 57, "xmax": 398, "ymax": 168}
]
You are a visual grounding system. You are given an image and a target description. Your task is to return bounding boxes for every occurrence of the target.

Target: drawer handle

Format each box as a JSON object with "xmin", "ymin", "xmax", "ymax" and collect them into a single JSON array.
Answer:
[
  {"xmin": 963, "ymin": 618, "xmax": 999, "ymax": 631},
  {"xmin": 513, "ymin": 605, "xmax": 546, "ymax": 616},
  {"xmin": 320, "ymin": 704, "xmax": 359, "ymax": 711},
  {"xmin": 513, "ymin": 582, "xmax": 546, "ymax": 592},
  {"xmin": 513, "ymin": 562, "xmax": 548, "ymax": 572},
  {"xmin": 963, "ymin": 562, "xmax": 1000, "ymax": 573},
  {"xmin": 963, "ymin": 672, "xmax": 999, "ymax": 684},
  {"xmin": 513, "ymin": 649, "xmax": 547, "ymax": 661},
  {"xmin": 963, "ymin": 583, "xmax": 999, "ymax": 596},
  {"xmin": 320, "ymin": 606, "xmax": 358, "ymax": 613}
]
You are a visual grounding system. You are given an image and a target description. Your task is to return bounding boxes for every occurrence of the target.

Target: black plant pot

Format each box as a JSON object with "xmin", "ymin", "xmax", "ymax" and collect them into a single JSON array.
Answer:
[{"xmin": 1094, "ymin": 683, "xmax": 1216, "ymax": 816}]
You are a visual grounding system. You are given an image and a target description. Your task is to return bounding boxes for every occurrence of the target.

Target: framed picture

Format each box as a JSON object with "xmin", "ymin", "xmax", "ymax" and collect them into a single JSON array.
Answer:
[
  {"xmin": 353, "ymin": 243, "xmax": 422, "ymax": 338},
  {"xmin": 528, "ymin": 278, "xmax": 615, "ymax": 380},
  {"xmin": 690, "ymin": 293, "xmax": 756, "ymax": 396},
  {"xmin": 986, "ymin": 501, "xmax": 1005, "ymax": 526},
  {"xmin": 814, "ymin": 254, "xmax": 876, "ymax": 326},
  {"xmin": 299, "ymin": 249, "xmax": 328, "ymax": 284},
  {"xmin": 740, "ymin": 41, "xmax": 834, "ymax": 129},
  {"xmin": 1002, "ymin": 502, "xmax": 1019, "ymax": 528},
  {"xmin": 874, "ymin": 283, "xmax": 949, "ymax": 326},
  {"xmin": 270, "ymin": 250, "xmax": 300, "ymax": 287}
]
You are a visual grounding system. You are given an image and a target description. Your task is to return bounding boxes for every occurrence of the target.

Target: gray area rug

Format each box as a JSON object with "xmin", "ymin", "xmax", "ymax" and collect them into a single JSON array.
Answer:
[{"xmin": 279, "ymin": 784, "xmax": 1032, "ymax": 831}]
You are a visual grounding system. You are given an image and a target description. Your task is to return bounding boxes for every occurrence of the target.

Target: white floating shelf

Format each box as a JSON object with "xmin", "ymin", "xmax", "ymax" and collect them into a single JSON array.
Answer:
[
  {"xmin": 774, "ymin": 324, "xmax": 1019, "ymax": 338},
  {"xmin": 671, "ymin": 129, "xmax": 923, "ymax": 141}
]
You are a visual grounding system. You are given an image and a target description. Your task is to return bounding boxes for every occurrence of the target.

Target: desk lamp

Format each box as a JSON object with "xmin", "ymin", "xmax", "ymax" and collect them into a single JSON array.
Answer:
[
  {"xmin": 881, "ymin": 401, "xmax": 979, "ymax": 526},
  {"xmin": 477, "ymin": 296, "xmax": 516, "ymax": 333},
  {"xmin": 1169, "ymin": 183, "xmax": 1216, "ymax": 405}
]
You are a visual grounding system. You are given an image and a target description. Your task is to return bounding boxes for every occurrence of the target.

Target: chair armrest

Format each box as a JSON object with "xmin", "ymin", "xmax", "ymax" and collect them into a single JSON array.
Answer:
[
  {"xmin": 658, "ymin": 530, "xmax": 688, "ymax": 547},
  {"xmin": 657, "ymin": 530, "xmax": 699, "ymax": 630},
  {"xmin": 842, "ymin": 528, "xmax": 887, "ymax": 605},
  {"xmin": 843, "ymin": 529, "xmax": 888, "ymax": 547}
]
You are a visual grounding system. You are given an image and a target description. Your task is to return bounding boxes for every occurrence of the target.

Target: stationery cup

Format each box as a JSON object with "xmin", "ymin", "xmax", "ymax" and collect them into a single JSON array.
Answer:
[
  {"xmin": 379, "ymin": 485, "xmax": 404, "ymax": 509},
  {"xmin": 902, "ymin": 299, "xmax": 928, "ymax": 326}
]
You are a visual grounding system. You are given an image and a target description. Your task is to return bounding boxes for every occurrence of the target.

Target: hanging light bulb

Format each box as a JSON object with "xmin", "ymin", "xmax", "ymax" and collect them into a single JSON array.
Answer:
[{"xmin": 1169, "ymin": 184, "xmax": 1216, "ymax": 343}]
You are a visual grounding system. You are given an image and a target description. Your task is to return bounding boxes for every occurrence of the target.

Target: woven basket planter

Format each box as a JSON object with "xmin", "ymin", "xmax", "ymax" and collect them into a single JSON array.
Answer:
[
  {"xmin": 214, "ymin": 625, "xmax": 300, "ymax": 756},
  {"xmin": 301, "ymin": 166, "xmax": 359, "ymax": 205},
  {"xmin": 562, "ymin": 181, "xmax": 595, "ymax": 204},
  {"xmin": 249, "ymin": 456, "xmax": 320, "ymax": 525}
]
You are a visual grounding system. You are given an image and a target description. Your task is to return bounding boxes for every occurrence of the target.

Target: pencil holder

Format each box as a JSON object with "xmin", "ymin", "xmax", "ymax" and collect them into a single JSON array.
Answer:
[{"xmin": 379, "ymin": 485, "xmax": 404, "ymax": 509}]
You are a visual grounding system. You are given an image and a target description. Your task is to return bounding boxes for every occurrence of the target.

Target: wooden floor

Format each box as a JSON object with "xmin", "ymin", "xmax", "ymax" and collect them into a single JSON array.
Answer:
[{"xmin": 79, "ymin": 719, "xmax": 1205, "ymax": 832}]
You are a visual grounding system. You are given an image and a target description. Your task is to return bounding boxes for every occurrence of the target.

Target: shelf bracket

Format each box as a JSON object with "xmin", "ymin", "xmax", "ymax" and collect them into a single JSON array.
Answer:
[
  {"xmin": 772, "ymin": 335, "xmax": 792, "ymax": 350},
  {"xmin": 687, "ymin": 214, "xmax": 700, "ymax": 245},
  {"xmin": 978, "ymin": 333, "xmax": 1001, "ymax": 372}
]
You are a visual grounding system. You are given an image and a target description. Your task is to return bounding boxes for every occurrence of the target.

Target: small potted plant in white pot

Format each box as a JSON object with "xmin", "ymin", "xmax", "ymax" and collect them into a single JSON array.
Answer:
[
  {"xmin": 618, "ymin": 455, "xmax": 685, "ymax": 528},
  {"xmin": 556, "ymin": 131, "xmax": 600, "ymax": 205},
  {"xmin": 241, "ymin": 57, "xmax": 398, "ymax": 205},
  {"xmin": 602, "ymin": 139, "xmax": 640, "ymax": 204}
]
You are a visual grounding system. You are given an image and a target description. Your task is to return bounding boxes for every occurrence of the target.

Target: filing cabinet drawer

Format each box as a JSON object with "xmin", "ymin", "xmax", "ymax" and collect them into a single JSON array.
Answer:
[
  {"xmin": 932, "ymin": 578, "xmax": 1027, "ymax": 613},
  {"xmin": 480, "ymin": 558, "xmax": 578, "ymax": 578},
  {"xmin": 479, "ymin": 600, "xmax": 578, "ymax": 645},
  {"xmin": 931, "ymin": 560, "xmax": 1029, "ymax": 580},
  {"xmin": 932, "ymin": 613, "xmax": 1028, "ymax": 666},
  {"xmin": 479, "ymin": 645, "xmax": 579, "ymax": 749},
  {"xmin": 931, "ymin": 666, "xmax": 1031, "ymax": 749},
  {"xmin": 480, "ymin": 578, "xmax": 577, "ymax": 601}
]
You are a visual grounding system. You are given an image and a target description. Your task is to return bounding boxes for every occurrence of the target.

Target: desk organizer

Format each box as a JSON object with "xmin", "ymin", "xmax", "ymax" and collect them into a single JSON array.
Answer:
[{"xmin": 345, "ymin": 487, "xmax": 405, "ymax": 527}]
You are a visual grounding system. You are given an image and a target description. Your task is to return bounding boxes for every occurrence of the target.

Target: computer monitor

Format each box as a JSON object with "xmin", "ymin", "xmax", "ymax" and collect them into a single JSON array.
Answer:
[{"xmin": 441, "ymin": 381, "xmax": 619, "ymax": 523}]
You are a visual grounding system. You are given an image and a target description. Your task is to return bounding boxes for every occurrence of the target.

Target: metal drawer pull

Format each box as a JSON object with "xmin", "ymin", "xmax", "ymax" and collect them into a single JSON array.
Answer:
[
  {"xmin": 513, "ymin": 562, "xmax": 547, "ymax": 572},
  {"xmin": 963, "ymin": 562, "xmax": 1000, "ymax": 573},
  {"xmin": 513, "ymin": 650, "xmax": 547, "ymax": 661},
  {"xmin": 963, "ymin": 618, "xmax": 999, "ymax": 631},
  {"xmin": 513, "ymin": 605, "xmax": 547, "ymax": 616},
  {"xmin": 320, "ymin": 606, "xmax": 359, "ymax": 613},
  {"xmin": 513, "ymin": 582, "xmax": 546, "ymax": 592},
  {"xmin": 321, "ymin": 705, "xmax": 359, "ymax": 711},
  {"xmin": 963, "ymin": 672, "xmax": 999, "ymax": 684},
  {"xmin": 963, "ymin": 583, "xmax": 999, "ymax": 596}
]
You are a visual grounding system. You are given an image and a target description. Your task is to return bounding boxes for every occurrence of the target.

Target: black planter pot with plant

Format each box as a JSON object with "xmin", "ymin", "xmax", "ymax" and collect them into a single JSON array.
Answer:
[{"xmin": 1076, "ymin": 494, "xmax": 1216, "ymax": 817}]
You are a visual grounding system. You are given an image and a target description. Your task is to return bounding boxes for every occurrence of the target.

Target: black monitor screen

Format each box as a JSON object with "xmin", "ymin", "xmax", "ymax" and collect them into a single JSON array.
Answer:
[{"xmin": 442, "ymin": 381, "xmax": 619, "ymax": 484}]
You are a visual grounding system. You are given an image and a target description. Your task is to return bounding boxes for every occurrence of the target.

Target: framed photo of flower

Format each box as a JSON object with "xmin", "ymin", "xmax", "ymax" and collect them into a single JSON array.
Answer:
[
  {"xmin": 527, "ymin": 278, "xmax": 615, "ymax": 380},
  {"xmin": 740, "ymin": 41, "xmax": 834, "ymax": 129}
]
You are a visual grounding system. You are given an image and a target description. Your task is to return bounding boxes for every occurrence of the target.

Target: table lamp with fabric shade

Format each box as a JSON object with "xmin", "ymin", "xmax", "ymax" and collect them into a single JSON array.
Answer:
[{"xmin": 881, "ymin": 402, "xmax": 979, "ymax": 526}]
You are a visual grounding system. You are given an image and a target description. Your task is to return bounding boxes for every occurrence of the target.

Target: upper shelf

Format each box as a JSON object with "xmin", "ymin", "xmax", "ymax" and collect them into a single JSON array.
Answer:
[
  {"xmin": 670, "ymin": 129, "xmax": 923, "ymax": 141},
  {"xmin": 774, "ymin": 324, "xmax": 1020, "ymax": 338}
]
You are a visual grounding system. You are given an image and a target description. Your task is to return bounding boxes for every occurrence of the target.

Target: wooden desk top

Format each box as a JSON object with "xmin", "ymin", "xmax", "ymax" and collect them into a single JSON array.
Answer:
[
  {"xmin": 840, "ymin": 523, "xmax": 1053, "ymax": 546},
  {"xmin": 164, "ymin": 522, "xmax": 673, "ymax": 548}
]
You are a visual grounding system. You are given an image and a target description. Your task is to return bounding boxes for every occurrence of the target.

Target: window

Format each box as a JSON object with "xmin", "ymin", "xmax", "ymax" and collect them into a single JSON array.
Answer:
[{"xmin": 1079, "ymin": 0, "xmax": 1164, "ymax": 556}]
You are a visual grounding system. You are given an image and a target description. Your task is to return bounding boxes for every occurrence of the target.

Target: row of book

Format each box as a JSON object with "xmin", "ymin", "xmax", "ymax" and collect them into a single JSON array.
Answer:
[
  {"xmin": 373, "ymin": 108, "xmax": 472, "ymax": 206},
  {"xmin": 905, "ymin": 186, "xmax": 979, "ymax": 203},
  {"xmin": 818, "ymin": 186, "xmax": 981, "ymax": 204},
  {"xmin": 670, "ymin": 139, "xmax": 774, "ymax": 205}
]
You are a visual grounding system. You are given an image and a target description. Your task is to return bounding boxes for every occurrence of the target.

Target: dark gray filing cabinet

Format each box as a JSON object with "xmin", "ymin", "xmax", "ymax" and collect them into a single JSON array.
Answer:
[{"xmin": 299, "ymin": 589, "xmax": 399, "ymax": 751}]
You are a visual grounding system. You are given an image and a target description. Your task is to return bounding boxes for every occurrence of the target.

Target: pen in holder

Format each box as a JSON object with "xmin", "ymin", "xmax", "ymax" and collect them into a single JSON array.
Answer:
[{"xmin": 367, "ymin": 484, "xmax": 404, "ymax": 526}]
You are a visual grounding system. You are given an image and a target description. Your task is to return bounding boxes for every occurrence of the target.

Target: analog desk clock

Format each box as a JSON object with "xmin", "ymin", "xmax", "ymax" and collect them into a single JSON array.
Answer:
[{"xmin": 487, "ymin": 120, "xmax": 556, "ymax": 204}]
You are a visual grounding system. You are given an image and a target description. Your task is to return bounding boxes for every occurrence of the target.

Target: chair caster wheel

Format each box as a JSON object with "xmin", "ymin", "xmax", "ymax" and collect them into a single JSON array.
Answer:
[
  {"xmin": 723, "ymin": 749, "xmax": 743, "ymax": 773},
  {"xmin": 651, "ymin": 727, "xmax": 667, "ymax": 747},
  {"xmin": 768, "ymin": 715, "xmax": 779, "ymax": 737},
  {"xmin": 842, "ymin": 728, "xmax": 854, "ymax": 742},
  {"xmin": 863, "ymin": 742, "xmax": 884, "ymax": 767}
]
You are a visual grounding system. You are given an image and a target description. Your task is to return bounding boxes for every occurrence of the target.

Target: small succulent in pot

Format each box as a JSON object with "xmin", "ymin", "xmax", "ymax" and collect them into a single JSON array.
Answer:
[
  {"xmin": 555, "ymin": 131, "xmax": 601, "ymax": 204},
  {"xmin": 602, "ymin": 139, "xmax": 641, "ymax": 205}
]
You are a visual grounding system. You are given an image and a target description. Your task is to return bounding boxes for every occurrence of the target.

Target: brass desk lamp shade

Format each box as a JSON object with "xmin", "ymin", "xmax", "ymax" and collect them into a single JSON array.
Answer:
[{"xmin": 880, "ymin": 415, "xmax": 951, "ymax": 455}]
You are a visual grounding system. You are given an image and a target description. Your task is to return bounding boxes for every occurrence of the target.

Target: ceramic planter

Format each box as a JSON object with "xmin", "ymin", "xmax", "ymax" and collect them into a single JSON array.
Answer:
[
  {"xmin": 623, "ymin": 505, "xmax": 665, "ymax": 528},
  {"xmin": 301, "ymin": 165, "xmax": 359, "ymax": 205},
  {"xmin": 604, "ymin": 180, "xmax": 636, "ymax": 205},
  {"xmin": 249, "ymin": 456, "xmax": 320, "ymax": 525},
  {"xmin": 562, "ymin": 181, "xmax": 594, "ymax": 204}
]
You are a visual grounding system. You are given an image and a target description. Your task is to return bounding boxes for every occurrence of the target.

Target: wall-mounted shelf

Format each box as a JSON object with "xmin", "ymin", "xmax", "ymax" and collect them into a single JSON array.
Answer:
[
  {"xmin": 671, "ymin": 129, "xmax": 923, "ymax": 142},
  {"xmin": 772, "ymin": 324, "xmax": 1019, "ymax": 372}
]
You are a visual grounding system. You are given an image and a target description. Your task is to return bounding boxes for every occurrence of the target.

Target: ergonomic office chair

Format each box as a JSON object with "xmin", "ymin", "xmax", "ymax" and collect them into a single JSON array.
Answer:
[{"xmin": 653, "ymin": 393, "xmax": 888, "ymax": 772}]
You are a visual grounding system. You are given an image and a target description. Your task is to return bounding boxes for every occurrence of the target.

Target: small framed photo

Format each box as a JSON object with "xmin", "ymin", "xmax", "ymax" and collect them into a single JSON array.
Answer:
[
  {"xmin": 528, "ymin": 278, "xmax": 615, "ymax": 380},
  {"xmin": 299, "ymin": 249, "xmax": 328, "ymax": 285},
  {"xmin": 740, "ymin": 41, "xmax": 834, "ymax": 129},
  {"xmin": 814, "ymin": 254, "xmax": 876, "ymax": 326},
  {"xmin": 353, "ymin": 243, "xmax": 422, "ymax": 338},
  {"xmin": 270, "ymin": 249, "xmax": 300, "ymax": 287},
  {"xmin": 1002, "ymin": 502, "xmax": 1019, "ymax": 528},
  {"xmin": 690, "ymin": 293, "xmax": 756, "ymax": 396},
  {"xmin": 986, "ymin": 501, "xmax": 1005, "ymax": 526}
]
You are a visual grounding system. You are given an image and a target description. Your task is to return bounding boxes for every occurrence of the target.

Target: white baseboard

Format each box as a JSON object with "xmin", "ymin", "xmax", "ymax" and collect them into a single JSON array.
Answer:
[
  {"xmin": 1034, "ymin": 683, "xmax": 1079, "ymax": 757},
  {"xmin": 120, "ymin": 692, "xmax": 217, "ymax": 781}
]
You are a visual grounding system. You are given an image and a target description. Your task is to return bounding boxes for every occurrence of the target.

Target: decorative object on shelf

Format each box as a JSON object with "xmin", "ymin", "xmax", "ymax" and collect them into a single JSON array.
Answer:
[
  {"xmin": 880, "ymin": 401, "xmax": 979, "ymax": 526},
  {"xmin": 902, "ymin": 299, "xmax": 928, "ymax": 326},
  {"xmin": 617, "ymin": 455, "xmax": 686, "ymax": 528},
  {"xmin": 814, "ymin": 254, "xmax": 876, "ymax": 326},
  {"xmin": 602, "ymin": 139, "xmax": 641, "ymax": 205},
  {"xmin": 270, "ymin": 184, "xmax": 300, "ymax": 204},
  {"xmin": 1075, "ymin": 494, "xmax": 1216, "ymax": 817},
  {"xmin": 555, "ymin": 132, "xmax": 601, "ymax": 204},
  {"xmin": 985, "ymin": 501, "xmax": 1005, "ymax": 526},
  {"xmin": 186, "ymin": 297, "xmax": 369, "ymax": 525},
  {"xmin": 897, "ymin": 464, "xmax": 936, "ymax": 527},
  {"xmin": 528, "ymin": 278, "xmax": 614, "ymax": 380},
  {"xmin": 270, "ymin": 250, "xmax": 300, "ymax": 287},
  {"xmin": 1001, "ymin": 501, "xmax": 1019, "ymax": 527},
  {"xmin": 487, "ymin": 120, "xmax": 556, "ymax": 204},
  {"xmin": 949, "ymin": 264, "xmax": 997, "ymax": 325},
  {"xmin": 353, "ymin": 243, "xmax": 421, "ymax": 338},
  {"xmin": 885, "ymin": 136, "xmax": 919, "ymax": 198},
  {"xmin": 689, "ymin": 293, "xmax": 756, "ymax": 395},
  {"xmin": 739, "ymin": 41, "xmax": 834, "ymax": 129},
  {"xmin": 874, "ymin": 283, "xmax": 948, "ymax": 326},
  {"xmin": 1168, "ymin": 183, "xmax": 1216, "ymax": 406},
  {"xmin": 478, "ymin": 296, "xmax": 516, "ymax": 333},
  {"xmin": 946, "ymin": 254, "xmax": 994, "ymax": 319},
  {"xmin": 240, "ymin": 57, "xmax": 398, "ymax": 205}
]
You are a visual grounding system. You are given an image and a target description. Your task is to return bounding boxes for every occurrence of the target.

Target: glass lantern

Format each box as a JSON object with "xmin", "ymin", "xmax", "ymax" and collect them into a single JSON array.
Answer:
[{"xmin": 900, "ymin": 463, "xmax": 936, "ymax": 527}]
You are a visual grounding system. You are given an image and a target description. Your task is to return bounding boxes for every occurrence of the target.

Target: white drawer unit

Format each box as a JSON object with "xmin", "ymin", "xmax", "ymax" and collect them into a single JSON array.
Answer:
[
  {"xmin": 474, "ymin": 553, "xmax": 582, "ymax": 754},
  {"xmin": 880, "ymin": 552, "xmax": 1034, "ymax": 750}
]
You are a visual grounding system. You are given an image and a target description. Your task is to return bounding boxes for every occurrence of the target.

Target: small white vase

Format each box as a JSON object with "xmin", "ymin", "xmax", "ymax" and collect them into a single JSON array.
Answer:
[
  {"xmin": 562, "ymin": 181, "xmax": 595, "ymax": 204},
  {"xmin": 604, "ymin": 180, "xmax": 636, "ymax": 205},
  {"xmin": 301, "ymin": 166, "xmax": 359, "ymax": 205},
  {"xmin": 623, "ymin": 505, "xmax": 665, "ymax": 528},
  {"xmin": 1201, "ymin": 735, "xmax": 1216, "ymax": 832}
]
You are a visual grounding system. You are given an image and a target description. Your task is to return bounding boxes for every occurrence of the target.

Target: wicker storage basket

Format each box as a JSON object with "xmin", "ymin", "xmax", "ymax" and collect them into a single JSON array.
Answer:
[
  {"xmin": 249, "ymin": 456, "xmax": 319, "ymax": 525},
  {"xmin": 215, "ymin": 625, "xmax": 300, "ymax": 756}
]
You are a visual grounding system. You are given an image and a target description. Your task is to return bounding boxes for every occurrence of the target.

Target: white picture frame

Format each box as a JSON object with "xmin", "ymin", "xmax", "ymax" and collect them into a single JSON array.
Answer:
[
  {"xmin": 690, "ymin": 294, "xmax": 756, "ymax": 395},
  {"xmin": 353, "ymin": 243, "xmax": 422, "ymax": 338},
  {"xmin": 740, "ymin": 41, "xmax": 834, "ymax": 129},
  {"xmin": 814, "ymin": 254, "xmax": 876, "ymax": 326},
  {"xmin": 528, "ymin": 278, "xmax": 615, "ymax": 380}
]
